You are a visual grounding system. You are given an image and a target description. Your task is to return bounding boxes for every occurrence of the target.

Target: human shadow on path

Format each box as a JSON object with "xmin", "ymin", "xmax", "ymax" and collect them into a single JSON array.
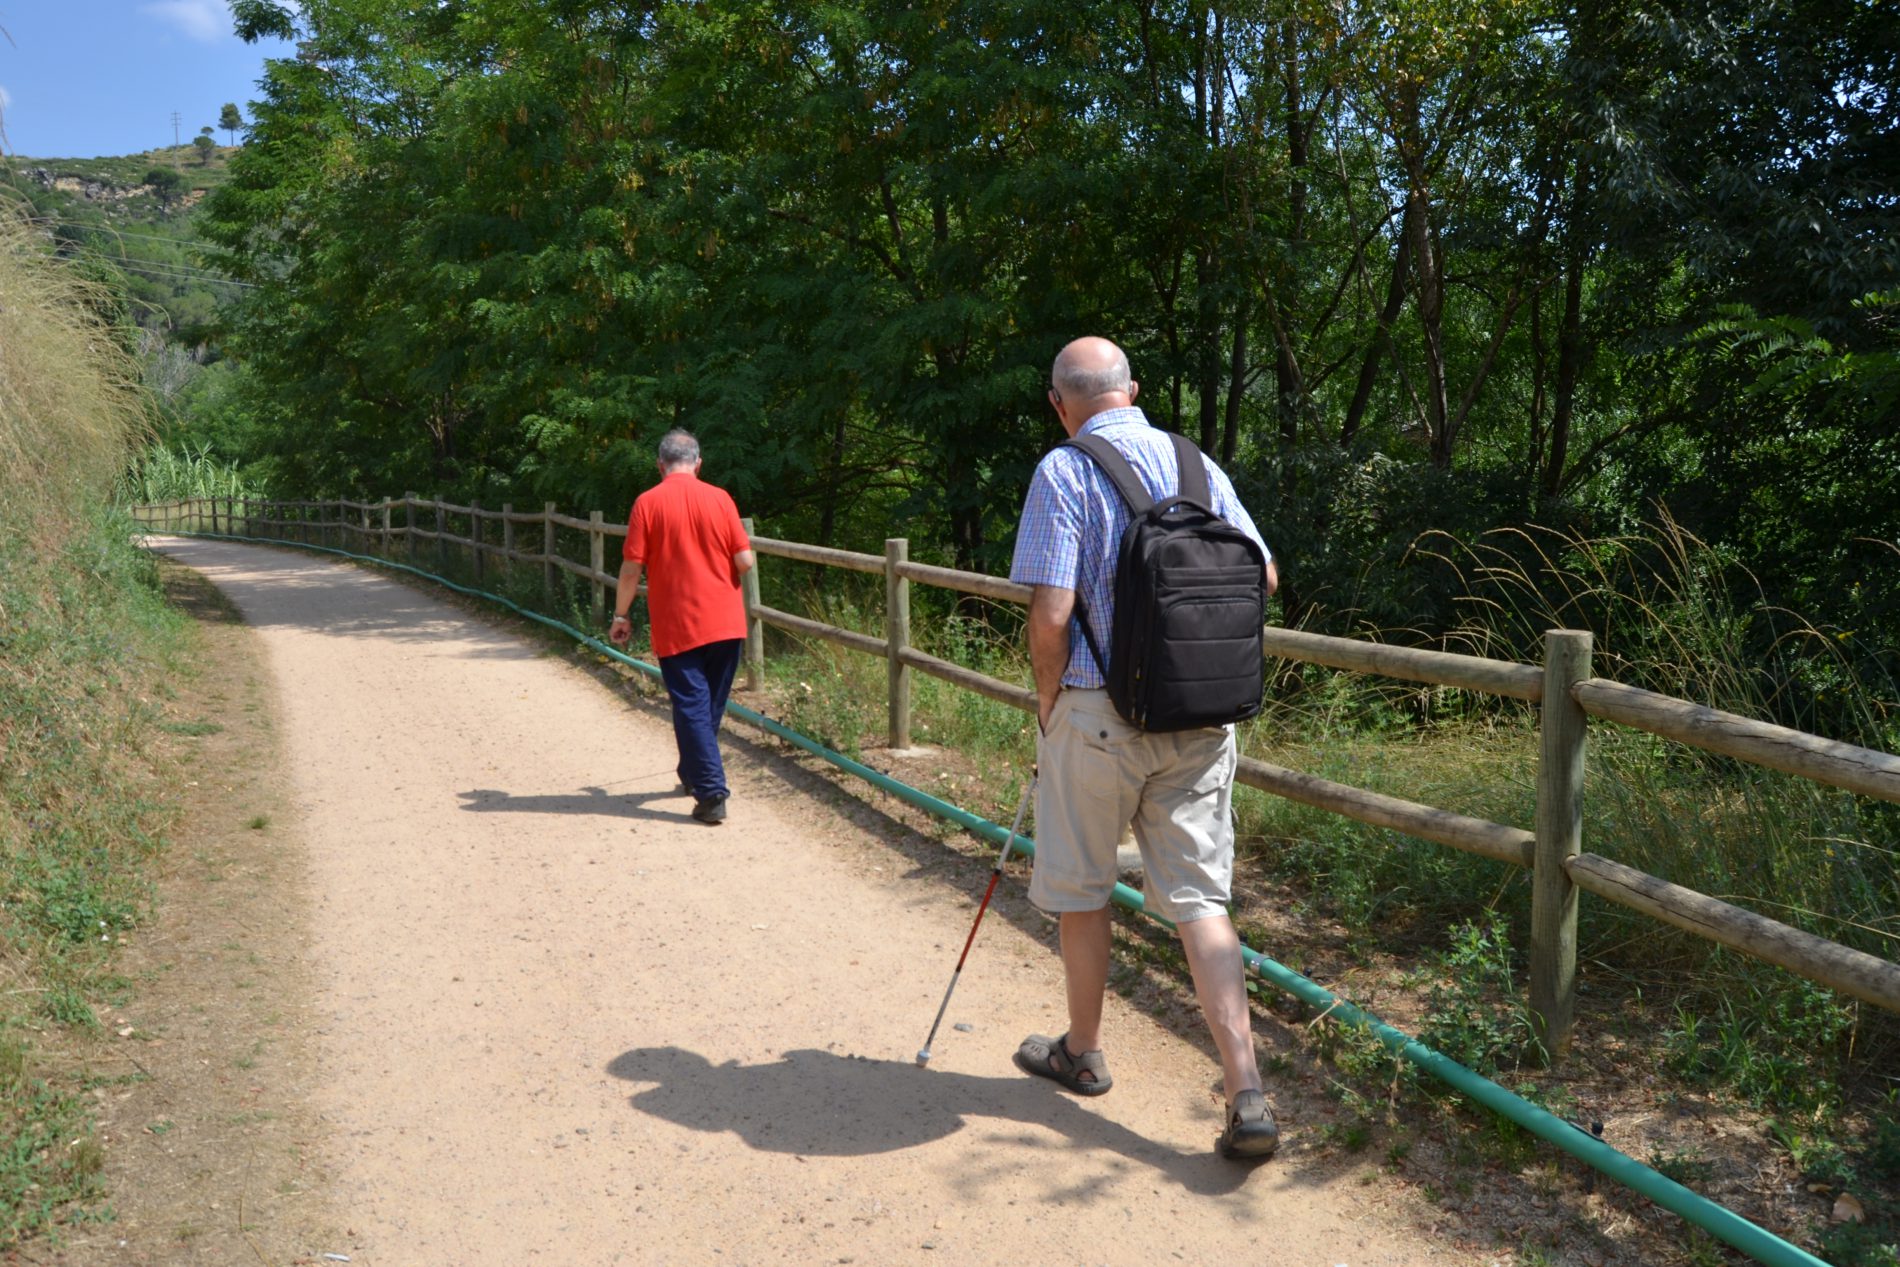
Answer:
[
  {"xmin": 606, "ymin": 1046, "xmax": 1254, "ymax": 1197},
  {"xmin": 456, "ymin": 786, "xmax": 694, "ymax": 824}
]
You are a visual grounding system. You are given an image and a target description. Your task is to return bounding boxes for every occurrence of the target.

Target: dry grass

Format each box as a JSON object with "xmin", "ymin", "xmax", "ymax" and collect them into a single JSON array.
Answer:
[{"xmin": 0, "ymin": 211, "xmax": 148, "ymax": 543}]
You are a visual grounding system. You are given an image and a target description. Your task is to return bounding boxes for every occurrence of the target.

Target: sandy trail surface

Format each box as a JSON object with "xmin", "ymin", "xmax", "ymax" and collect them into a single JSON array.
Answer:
[{"xmin": 145, "ymin": 536, "xmax": 1455, "ymax": 1267}]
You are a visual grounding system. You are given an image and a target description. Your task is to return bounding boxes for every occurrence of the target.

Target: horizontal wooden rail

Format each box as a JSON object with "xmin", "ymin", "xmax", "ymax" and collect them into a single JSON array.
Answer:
[
  {"xmin": 897, "ymin": 646, "xmax": 1037, "ymax": 713},
  {"xmin": 1236, "ymin": 756, "xmax": 1536, "ymax": 868},
  {"xmin": 1573, "ymin": 678, "xmax": 1900, "ymax": 804},
  {"xmin": 550, "ymin": 554, "xmax": 615, "ymax": 587},
  {"xmin": 895, "ymin": 559, "xmax": 1034, "ymax": 604},
  {"xmin": 545, "ymin": 509, "xmax": 628, "ymax": 536},
  {"xmin": 752, "ymin": 536, "xmax": 886, "ymax": 575},
  {"xmin": 751, "ymin": 603, "xmax": 888, "ymax": 658},
  {"xmin": 1566, "ymin": 853, "xmax": 1900, "ymax": 1013},
  {"xmin": 1261, "ymin": 627, "xmax": 1543, "ymax": 702}
]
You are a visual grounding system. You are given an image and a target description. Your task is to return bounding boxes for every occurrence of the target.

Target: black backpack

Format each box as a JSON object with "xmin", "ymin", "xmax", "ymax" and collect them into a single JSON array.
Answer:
[{"xmin": 1064, "ymin": 431, "xmax": 1268, "ymax": 733}]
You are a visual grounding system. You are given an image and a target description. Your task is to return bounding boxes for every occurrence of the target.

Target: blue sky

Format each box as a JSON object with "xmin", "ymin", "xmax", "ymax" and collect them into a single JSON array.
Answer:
[{"xmin": 1, "ymin": 0, "xmax": 296, "ymax": 159}]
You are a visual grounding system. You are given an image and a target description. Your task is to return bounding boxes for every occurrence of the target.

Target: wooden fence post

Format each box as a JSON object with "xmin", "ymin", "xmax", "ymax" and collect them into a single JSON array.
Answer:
[
  {"xmin": 209, "ymin": 496, "xmax": 220, "ymax": 535},
  {"xmin": 542, "ymin": 503, "xmax": 557, "ymax": 603},
  {"xmin": 1531, "ymin": 628, "xmax": 1592, "ymax": 1062},
  {"xmin": 502, "ymin": 503, "xmax": 515, "ymax": 579},
  {"xmin": 435, "ymin": 500, "xmax": 447, "ymax": 574},
  {"xmin": 471, "ymin": 500, "xmax": 484, "ymax": 585},
  {"xmin": 589, "ymin": 510, "xmax": 606, "ymax": 628},
  {"xmin": 885, "ymin": 538, "xmax": 911, "ymax": 749},
  {"xmin": 405, "ymin": 494, "xmax": 417, "ymax": 563},
  {"xmin": 741, "ymin": 517, "xmax": 763, "ymax": 691},
  {"xmin": 381, "ymin": 500, "xmax": 392, "ymax": 556},
  {"xmin": 361, "ymin": 502, "xmax": 371, "ymax": 550}
]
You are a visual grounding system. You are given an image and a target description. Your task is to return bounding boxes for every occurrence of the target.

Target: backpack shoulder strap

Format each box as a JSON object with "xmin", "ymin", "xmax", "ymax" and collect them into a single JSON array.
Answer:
[
  {"xmin": 1062, "ymin": 433, "xmax": 1154, "ymax": 514},
  {"xmin": 1169, "ymin": 432, "xmax": 1213, "ymax": 509}
]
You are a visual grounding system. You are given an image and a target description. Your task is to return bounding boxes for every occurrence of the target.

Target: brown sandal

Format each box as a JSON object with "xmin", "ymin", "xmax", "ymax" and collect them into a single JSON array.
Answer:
[{"xmin": 1013, "ymin": 1032, "xmax": 1113, "ymax": 1096}]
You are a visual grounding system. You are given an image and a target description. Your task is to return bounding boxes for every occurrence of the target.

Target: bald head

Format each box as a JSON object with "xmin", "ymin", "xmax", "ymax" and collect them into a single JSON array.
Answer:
[
  {"xmin": 1048, "ymin": 337, "xmax": 1138, "ymax": 435},
  {"xmin": 1051, "ymin": 337, "xmax": 1132, "ymax": 400}
]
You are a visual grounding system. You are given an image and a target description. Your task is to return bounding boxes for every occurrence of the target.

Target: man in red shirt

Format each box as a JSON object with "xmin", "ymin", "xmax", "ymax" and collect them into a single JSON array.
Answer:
[{"xmin": 608, "ymin": 430, "xmax": 757, "ymax": 824}]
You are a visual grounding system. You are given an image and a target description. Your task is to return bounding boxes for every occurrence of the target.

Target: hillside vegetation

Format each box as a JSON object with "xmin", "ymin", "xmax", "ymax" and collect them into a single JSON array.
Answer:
[{"xmin": 0, "ymin": 212, "xmax": 186, "ymax": 1243}]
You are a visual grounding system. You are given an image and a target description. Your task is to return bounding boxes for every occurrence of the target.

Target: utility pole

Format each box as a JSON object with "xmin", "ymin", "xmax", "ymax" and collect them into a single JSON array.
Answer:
[{"xmin": 170, "ymin": 112, "xmax": 181, "ymax": 165}]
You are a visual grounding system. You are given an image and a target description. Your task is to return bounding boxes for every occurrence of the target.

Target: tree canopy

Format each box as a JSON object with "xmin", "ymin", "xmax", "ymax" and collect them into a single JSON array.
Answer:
[{"xmin": 194, "ymin": 0, "xmax": 1898, "ymax": 726}]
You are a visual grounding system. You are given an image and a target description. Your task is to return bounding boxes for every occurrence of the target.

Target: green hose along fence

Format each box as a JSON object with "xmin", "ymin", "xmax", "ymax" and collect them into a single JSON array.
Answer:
[{"xmin": 143, "ymin": 524, "xmax": 1831, "ymax": 1267}]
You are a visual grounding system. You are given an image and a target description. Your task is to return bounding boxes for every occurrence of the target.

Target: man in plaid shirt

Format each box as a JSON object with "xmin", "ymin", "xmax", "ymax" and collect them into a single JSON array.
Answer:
[{"xmin": 1007, "ymin": 336, "xmax": 1283, "ymax": 1160}]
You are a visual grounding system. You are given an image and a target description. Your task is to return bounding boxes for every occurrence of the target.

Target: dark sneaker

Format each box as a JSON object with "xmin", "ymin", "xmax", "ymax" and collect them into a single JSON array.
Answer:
[
  {"xmin": 691, "ymin": 796, "xmax": 728, "ymax": 825},
  {"xmin": 1217, "ymin": 1089, "xmax": 1280, "ymax": 1159}
]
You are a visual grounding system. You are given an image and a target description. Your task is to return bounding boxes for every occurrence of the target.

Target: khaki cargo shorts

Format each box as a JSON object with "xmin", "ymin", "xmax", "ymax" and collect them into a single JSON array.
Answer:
[{"xmin": 1031, "ymin": 688, "xmax": 1237, "ymax": 924}]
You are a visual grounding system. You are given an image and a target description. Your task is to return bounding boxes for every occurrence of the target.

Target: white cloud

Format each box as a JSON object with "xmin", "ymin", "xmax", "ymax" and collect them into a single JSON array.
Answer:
[
  {"xmin": 0, "ymin": 86, "xmax": 12, "ymax": 112},
  {"xmin": 141, "ymin": 0, "xmax": 231, "ymax": 43}
]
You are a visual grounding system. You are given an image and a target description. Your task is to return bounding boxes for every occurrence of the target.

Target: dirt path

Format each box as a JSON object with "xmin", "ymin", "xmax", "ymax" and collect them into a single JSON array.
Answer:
[{"xmin": 128, "ymin": 536, "xmax": 1460, "ymax": 1267}]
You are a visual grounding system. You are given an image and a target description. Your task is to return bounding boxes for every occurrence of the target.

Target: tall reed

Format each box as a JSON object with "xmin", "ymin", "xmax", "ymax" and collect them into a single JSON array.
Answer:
[{"xmin": 122, "ymin": 440, "xmax": 252, "ymax": 503}]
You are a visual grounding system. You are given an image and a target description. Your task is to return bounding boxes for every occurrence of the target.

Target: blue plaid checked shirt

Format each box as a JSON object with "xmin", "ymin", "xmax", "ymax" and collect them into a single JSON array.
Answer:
[{"xmin": 1008, "ymin": 407, "xmax": 1272, "ymax": 689}]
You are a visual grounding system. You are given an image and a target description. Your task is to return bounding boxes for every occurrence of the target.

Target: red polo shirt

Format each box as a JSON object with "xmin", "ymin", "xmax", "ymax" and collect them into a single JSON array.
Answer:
[{"xmin": 624, "ymin": 472, "xmax": 752, "ymax": 658}]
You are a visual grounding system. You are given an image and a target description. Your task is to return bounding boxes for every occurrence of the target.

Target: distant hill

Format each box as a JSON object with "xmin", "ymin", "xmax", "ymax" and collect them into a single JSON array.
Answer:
[
  {"xmin": 9, "ymin": 143, "xmax": 240, "ymax": 208},
  {"xmin": 0, "ymin": 144, "xmax": 246, "ymax": 351}
]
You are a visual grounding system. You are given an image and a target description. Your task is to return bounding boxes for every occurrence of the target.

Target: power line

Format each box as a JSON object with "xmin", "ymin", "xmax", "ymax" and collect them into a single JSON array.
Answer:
[
  {"xmin": 57, "ymin": 242, "xmax": 260, "ymax": 289},
  {"xmin": 101, "ymin": 259, "xmax": 259, "ymax": 290},
  {"xmin": 28, "ymin": 215, "xmax": 226, "ymax": 252}
]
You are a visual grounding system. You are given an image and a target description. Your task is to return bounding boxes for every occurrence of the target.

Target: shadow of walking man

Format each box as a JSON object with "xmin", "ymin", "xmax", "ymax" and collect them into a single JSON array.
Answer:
[{"xmin": 606, "ymin": 1046, "xmax": 1249, "ymax": 1196}]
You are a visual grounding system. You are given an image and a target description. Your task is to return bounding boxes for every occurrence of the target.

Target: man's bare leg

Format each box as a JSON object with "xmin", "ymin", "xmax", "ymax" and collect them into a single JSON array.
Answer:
[
  {"xmin": 1177, "ymin": 913, "xmax": 1262, "ymax": 1103},
  {"xmin": 1059, "ymin": 907, "xmax": 1112, "ymax": 1057}
]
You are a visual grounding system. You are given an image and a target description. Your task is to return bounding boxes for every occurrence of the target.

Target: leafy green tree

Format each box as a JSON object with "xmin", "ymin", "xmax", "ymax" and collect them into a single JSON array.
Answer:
[
  {"xmin": 219, "ymin": 102, "xmax": 244, "ymax": 145},
  {"xmin": 143, "ymin": 166, "xmax": 184, "ymax": 207},
  {"xmin": 196, "ymin": 0, "xmax": 1900, "ymax": 691},
  {"xmin": 193, "ymin": 127, "xmax": 216, "ymax": 165}
]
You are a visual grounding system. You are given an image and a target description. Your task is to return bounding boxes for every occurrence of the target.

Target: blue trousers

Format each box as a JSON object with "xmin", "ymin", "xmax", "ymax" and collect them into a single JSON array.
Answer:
[{"xmin": 659, "ymin": 638, "xmax": 744, "ymax": 802}]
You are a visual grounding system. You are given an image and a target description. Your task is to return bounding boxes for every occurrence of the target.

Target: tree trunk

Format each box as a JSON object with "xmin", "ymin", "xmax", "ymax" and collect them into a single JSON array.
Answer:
[
  {"xmin": 1544, "ymin": 248, "xmax": 1585, "ymax": 497},
  {"xmin": 818, "ymin": 413, "xmax": 847, "ymax": 547},
  {"xmin": 1222, "ymin": 299, "xmax": 1249, "ymax": 466},
  {"xmin": 1277, "ymin": 16, "xmax": 1309, "ymax": 444},
  {"xmin": 1197, "ymin": 245, "xmax": 1222, "ymax": 452},
  {"xmin": 1528, "ymin": 284, "xmax": 1548, "ymax": 491},
  {"xmin": 1409, "ymin": 183, "xmax": 1452, "ymax": 468},
  {"xmin": 1341, "ymin": 199, "xmax": 1415, "ymax": 447}
]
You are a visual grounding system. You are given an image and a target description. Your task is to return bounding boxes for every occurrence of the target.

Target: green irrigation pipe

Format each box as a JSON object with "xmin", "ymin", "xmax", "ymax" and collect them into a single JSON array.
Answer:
[{"xmin": 145, "ymin": 523, "xmax": 1830, "ymax": 1267}]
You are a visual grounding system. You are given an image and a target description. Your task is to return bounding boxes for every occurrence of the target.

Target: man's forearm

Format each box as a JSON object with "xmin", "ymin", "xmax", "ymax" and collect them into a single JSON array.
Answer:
[
  {"xmin": 614, "ymin": 560, "xmax": 643, "ymax": 616},
  {"xmin": 1029, "ymin": 620, "xmax": 1070, "ymax": 713},
  {"xmin": 1027, "ymin": 585, "xmax": 1076, "ymax": 726}
]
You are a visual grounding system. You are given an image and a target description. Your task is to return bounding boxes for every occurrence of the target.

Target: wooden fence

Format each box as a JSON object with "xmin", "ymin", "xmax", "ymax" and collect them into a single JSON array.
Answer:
[{"xmin": 134, "ymin": 495, "xmax": 1900, "ymax": 1060}]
